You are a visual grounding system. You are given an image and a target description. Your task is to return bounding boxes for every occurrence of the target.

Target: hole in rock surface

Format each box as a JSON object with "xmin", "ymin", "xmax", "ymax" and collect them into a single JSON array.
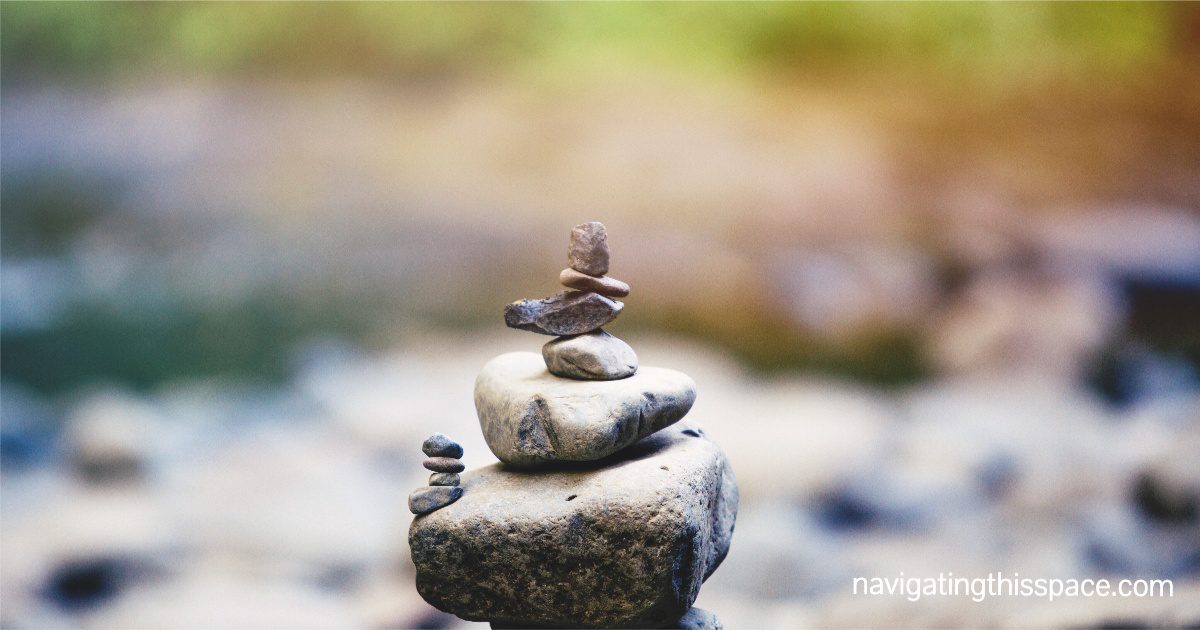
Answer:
[
  {"xmin": 566, "ymin": 494, "xmax": 577, "ymax": 501},
  {"xmin": 660, "ymin": 465, "xmax": 670, "ymax": 471},
  {"xmin": 681, "ymin": 429, "xmax": 701, "ymax": 437}
]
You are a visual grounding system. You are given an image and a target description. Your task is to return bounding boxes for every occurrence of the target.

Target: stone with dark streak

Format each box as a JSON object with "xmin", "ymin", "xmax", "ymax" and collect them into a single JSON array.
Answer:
[
  {"xmin": 410, "ymin": 423, "xmax": 738, "ymax": 628},
  {"xmin": 473, "ymin": 352, "xmax": 696, "ymax": 467},
  {"xmin": 504, "ymin": 291, "xmax": 623, "ymax": 336}
]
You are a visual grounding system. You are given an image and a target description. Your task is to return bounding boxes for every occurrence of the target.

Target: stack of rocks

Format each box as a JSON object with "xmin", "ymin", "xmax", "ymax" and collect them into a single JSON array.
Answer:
[
  {"xmin": 505, "ymin": 221, "xmax": 637, "ymax": 381},
  {"xmin": 407, "ymin": 433, "xmax": 465, "ymax": 515},
  {"xmin": 409, "ymin": 222, "xmax": 738, "ymax": 629}
]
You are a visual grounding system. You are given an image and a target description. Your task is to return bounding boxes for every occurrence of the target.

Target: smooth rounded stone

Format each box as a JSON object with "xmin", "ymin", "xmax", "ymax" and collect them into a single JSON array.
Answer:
[
  {"xmin": 504, "ymin": 291, "xmax": 623, "ymax": 336},
  {"xmin": 421, "ymin": 433, "xmax": 463, "ymax": 458},
  {"xmin": 423, "ymin": 457, "xmax": 465, "ymax": 473},
  {"xmin": 409, "ymin": 486, "xmax": 463, "ymax": 515},
  {"xmin": 474, "ymin": 352, "xmax": 696, "ymax": 466},
  {"xmin": 567, "ymin": 221, "xmax": 610, "ymax": 277},
  {"xmin": 410, "ymin": 423, "xmax": 738, "ymax": 628},
  {"xmin": 667, "ymin": 608, "xmax": 723, "ymax": 630},
  {"xmin": 559, "ymin": 267, "xmax": 630, "ymax": 298},
  {"xmin": 429, "ymin": 473, "xmax": 460, "ymax": 486},
  {"xmin": 542, "ymin": 330, "xmax": 638, "ymax": 380}
]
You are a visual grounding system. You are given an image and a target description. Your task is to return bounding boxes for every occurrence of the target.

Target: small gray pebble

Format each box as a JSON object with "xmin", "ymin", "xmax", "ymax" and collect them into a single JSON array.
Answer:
[
  {"xmin": 424, "ymin": 457, "xmax": 465, "ymax": 473},
  {"xmin": 543, "ymin": 329, "xmax": 637, "ymax": 380},
  {"xmin": 422, "ymin": 433, "xmax": 464, "ymax": 458},
  {"xmin": 409, "ymin": 486, "xmax": 463, "ymax": 515},
  {"xmin": 429, "ymin": 472, "xmax": 460, "ymax": 486}
]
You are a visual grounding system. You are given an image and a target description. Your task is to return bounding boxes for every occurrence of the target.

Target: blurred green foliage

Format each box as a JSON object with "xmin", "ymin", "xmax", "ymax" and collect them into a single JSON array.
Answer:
[
  {"xmin": 2, "ymin": 2, "xmax": 1194, "ymax": 395},
  {"xmin": 1, "ymin": 2, "xmax": 1183, "ymax": 84}
]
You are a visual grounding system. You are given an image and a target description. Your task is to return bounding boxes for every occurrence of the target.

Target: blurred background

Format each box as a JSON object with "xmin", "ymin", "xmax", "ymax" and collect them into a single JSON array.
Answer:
[{"xmin": 2, "ymin": 2, "xmax": 1199, "ymax": 628}]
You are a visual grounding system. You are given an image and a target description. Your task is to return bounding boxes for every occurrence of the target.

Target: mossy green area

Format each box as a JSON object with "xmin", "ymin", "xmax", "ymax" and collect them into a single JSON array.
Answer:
[{"xmin": 1, "ymin": 3, "xmax": 1182, "ymax": 85}]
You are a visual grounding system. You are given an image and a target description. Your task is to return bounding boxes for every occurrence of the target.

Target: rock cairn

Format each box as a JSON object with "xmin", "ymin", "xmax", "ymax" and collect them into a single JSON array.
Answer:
[
  {"xmin": 409, "ymin": 221, "xmax": 737, "ymax": 629},
  {"xmin": 407, "ymin": 433, "xmax": 465, "ymax": 515},
  {"xmin": 504, "ymin": 221, "xmax": 637, "ymax": 380}
]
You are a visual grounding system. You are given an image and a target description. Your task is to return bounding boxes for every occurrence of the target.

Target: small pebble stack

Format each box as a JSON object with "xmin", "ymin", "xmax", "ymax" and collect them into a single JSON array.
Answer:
[
  {"xmin": 504, "ymin": 221, "xmax": 638, "ymax": 380},
  {"xmin": 408, "ymin": 433, "xmax": 465, "ymax": 515}
]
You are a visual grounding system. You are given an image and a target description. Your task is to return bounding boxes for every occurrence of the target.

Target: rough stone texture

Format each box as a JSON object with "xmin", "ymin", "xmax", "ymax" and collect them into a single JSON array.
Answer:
[
  {"xmin": 409, "ymin": 486, "xmax": 463, "ymax": 515},
  {"xmin": 422, "ymin": 433, "xmax": 464, "ymax": 458},
  {"xmin": 505, "ymin": 291, "xmax": 623, "ymax": 336},
  {"xmin": 410, "ymin": 423, "xmax": 738, "ymax": 628},
  {"xmin": 559, "ymin": 268, "xmax": 630, "ymax": 298},
  {"xmin": 542, "ymin": 330, "xmax": 638, "ymax": 381},
  {"xmin": 423, "ymin": 457, "xmax": 465, "ymax": 473},
  {"xmin": 474, "ymin": 352, "xmax": 696, "ymax": 467},
  {"xmin": 567, "ymin": 221, "xmax": 610, "ymax": 277},
  {"xmin": 667, "ymin": 607, "xmax": 722, "ymax": 630},
  {"xmin": 429, "ymin": 473, "xmax": 460, "ymax": 486}
]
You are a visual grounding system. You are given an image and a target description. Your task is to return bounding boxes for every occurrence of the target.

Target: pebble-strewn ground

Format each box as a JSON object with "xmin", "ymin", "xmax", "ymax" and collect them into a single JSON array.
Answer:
[{"xmin": 3, "ymin": 334, "xmax": 1199, "ymax": 628}]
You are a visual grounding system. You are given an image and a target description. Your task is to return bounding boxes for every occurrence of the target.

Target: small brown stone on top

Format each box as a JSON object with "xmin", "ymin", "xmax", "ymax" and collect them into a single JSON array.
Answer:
[
  {"xmin": 568, "ymin": 222, "xmax": 610, "ymax": 277},
  {"xmin": 559, "ymin": 268, "xmax": 630, "ymax": 298}
]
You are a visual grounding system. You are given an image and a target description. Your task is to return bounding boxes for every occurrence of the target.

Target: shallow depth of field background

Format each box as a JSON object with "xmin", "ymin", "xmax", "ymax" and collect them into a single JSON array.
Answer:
[{"xmin": 3, "ymin": 3, "xmax": 1200, "ymax": 628}]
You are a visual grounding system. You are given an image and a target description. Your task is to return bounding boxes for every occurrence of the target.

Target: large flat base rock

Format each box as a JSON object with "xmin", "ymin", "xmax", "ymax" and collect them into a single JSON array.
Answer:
[{"xmin": 409, "ymin": 423, "xmax": 738, "ymax": 629}]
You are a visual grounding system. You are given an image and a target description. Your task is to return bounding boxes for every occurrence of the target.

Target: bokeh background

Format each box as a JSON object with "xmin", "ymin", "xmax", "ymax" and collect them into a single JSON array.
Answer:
[{"xmin": 3, "ymin": 3, "xmax": 1200, "ymax": 628}]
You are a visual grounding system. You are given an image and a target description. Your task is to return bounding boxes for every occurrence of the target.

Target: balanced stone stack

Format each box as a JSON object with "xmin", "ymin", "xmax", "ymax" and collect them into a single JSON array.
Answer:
[
  {"xmin": 505, "ymin": 221, "xmax": 637, "ymax": 381},
  {"xmin": 408, "ymin": 433, "xmax": 465, "ymax": 515},
  {"xmin": 410, "ymin": 222, "xmax": 737, "ymax": 629}
]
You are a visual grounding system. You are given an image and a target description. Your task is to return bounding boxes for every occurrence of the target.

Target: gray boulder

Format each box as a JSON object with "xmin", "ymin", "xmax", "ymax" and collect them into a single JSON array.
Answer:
[
  {"xmin": 542, "ymin": 330, "xmax": 638, "ymax": 380},
  {"xmin": 409, "ymin": 423, "xmax": 738, "ymax": 628},
  {"xmin": 474, "ymin": 352, "xmax": 696, "ymax": 466},
  {"xmin": 505, "ymin": 291, "xmax": 623, "ymax": 336}
]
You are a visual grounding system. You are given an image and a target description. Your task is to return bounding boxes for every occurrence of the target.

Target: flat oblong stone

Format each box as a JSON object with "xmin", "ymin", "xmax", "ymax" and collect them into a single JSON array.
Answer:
[
  {"xmin": 410, "ymin": 423, "xmax": 738, "ymax": 628},
  {"xmin": 423, "ymin": 457, "xmax": 465, "ymax": 473},
  {"xmin": 504, "ymin": 291, "xmax": 622, "ymax": 336},
  {"xmin": 408, "ymin": 486, "xmax": 463, "ymax": 515},
  {"xmin": 542, "ymin": 330, "xmax": 638, "ymax": 380},
  {"xmin": 429, "ymin": 472, "xmax": 460, "ymax": 486},
  {"xmin": 422, "ymin": 433, "xmax": 463, "ymax": 458},
  {"xmin": 567, "ymin": 221, "xmax": 610, "ymax": 277},
  {"xmin": 558, "ymin": 268, "xmax": 630, "ymax": 298},
  {"xmin": 474, "ymin": 352, "xmax": 696, "ymax": 467}
]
